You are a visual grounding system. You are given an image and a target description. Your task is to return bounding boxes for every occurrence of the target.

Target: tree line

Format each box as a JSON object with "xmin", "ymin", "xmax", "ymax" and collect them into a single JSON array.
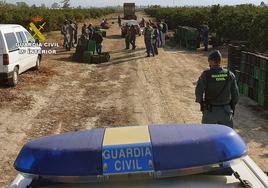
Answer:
[
  {"xmin": 0, "ymin": 1, "xmax": 115, "ymax": 32},
  {"xmin": 145, "ymin": 5, "xmax": 268, "ymax": 52}
]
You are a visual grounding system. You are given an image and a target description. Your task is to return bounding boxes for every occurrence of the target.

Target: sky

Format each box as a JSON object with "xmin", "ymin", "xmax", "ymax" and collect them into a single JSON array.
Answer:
[{"xmin": 5, "ymin": 0, "xmax": 265, "ymax": 7}]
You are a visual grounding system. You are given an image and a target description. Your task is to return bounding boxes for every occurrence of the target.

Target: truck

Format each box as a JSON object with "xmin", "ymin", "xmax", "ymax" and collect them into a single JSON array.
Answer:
[{"xmin": 123, "ymin": 3, "xmax": 137, "ymax": 20}]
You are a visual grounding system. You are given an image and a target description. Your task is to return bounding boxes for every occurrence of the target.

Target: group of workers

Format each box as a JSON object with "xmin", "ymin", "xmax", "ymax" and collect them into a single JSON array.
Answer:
[
  {"xmin": 61, "ymin": 20, "xmax": 78, "ymax": 51},
  {"xmin": 122, "ymin": 17, "xmax": 168, "ymax": 57},
  {"xmin": 61, "ymin": 16, "xmax": 238, "ymax": 129},
  {"xmin": 81, "ymin": 23, "xmax": 104, "ymax": 54},
  {"xmin": 143, "ymin": 19, "xmax": 168, "ymax": 57},
  {"xmin": 61, "ymin": 20, "xmax": 105, "ymax": 54}
]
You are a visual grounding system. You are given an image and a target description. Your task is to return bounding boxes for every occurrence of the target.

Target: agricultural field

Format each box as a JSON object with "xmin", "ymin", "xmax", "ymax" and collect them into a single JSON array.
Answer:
[{"xmin": 0, "ymin": 4, "xmax": 268, "ymax": 188}]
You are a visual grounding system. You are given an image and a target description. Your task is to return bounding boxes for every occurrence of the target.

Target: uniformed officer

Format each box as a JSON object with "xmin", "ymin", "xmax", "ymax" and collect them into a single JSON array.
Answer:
[{"xmin": 195, "ymin": 50, "xmax": 239, "ymax": 128}]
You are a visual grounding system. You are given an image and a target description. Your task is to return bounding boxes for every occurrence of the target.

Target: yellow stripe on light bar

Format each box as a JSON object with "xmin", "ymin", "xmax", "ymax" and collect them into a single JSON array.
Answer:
[{"xmin": 103, "ymin": 126, "xmax": 150, "ymax": 146}]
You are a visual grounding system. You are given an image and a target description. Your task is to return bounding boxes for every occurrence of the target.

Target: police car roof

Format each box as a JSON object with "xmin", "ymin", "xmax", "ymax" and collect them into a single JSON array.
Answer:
[
  {"xmin": 12, "ymin": 156, "xmax": 268, "ymax": 188},
  {"xmin": 14, "ymin": 124, "xmax": 247, "ymax": 177}
]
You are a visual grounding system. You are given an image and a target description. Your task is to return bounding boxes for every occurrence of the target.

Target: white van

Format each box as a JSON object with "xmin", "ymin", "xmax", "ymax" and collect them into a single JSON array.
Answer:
[{"xmin": 0, "ymin": 24, "xmax": 41, "ymax": 86}]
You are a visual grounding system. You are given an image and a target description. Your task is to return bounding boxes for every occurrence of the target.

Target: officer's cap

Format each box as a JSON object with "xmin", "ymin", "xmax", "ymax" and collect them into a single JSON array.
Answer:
[{"xmin": 208, "ymin": 50, "xmax": 222, "ymax": 62}]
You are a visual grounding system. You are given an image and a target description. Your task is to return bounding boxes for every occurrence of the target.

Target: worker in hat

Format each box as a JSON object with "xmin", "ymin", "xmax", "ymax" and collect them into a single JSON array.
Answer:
[
  {"xmin": 143, "ymin": 22, "xmax": 155, "ymax": 57},
  {"xmin": 201, "ymin": 24, "xmax": 209, "ymax": 51},
  {"xmin": 195, "ymin": 50, "xmax": 239, "ymax": 128},
  {"xmin": 61, "ymin": 20, "xmax": 70, "ymax": 50},
  {"xmin": 92, "ymin": 27, "xmax": 103, "ymax": 54}
]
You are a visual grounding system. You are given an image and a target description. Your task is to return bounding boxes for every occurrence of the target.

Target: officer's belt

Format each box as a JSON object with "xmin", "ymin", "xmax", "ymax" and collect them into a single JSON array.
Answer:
[{"xmin": 210, "ymin": 103, "xmax": 230, "ymax": 107}]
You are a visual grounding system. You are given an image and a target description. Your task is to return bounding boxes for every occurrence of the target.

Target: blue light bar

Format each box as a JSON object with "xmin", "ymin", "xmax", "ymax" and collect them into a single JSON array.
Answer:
[
  {"xmin": 14, "ymin": 129, "xmax": 105, "ymax": 176},
  {"xmin": 149, "ymin": 124, "xmax": 247, "ymax": 171},
  {"xmin": 14, "ymin": 124, "xmax": 247, "ymax": 178}
]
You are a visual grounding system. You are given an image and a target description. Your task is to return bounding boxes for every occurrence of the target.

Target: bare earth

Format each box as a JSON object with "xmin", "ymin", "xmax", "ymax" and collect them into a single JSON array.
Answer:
[{"xmin": 0, "ymin": 12, "xmax": 267, "ymax": 187}]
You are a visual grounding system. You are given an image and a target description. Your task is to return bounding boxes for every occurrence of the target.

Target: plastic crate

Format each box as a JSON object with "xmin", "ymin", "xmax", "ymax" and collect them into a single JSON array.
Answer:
[
  {"xmin": 248, "ymin": 87, "xmax": 254, "ymax": 99},
  {"xmin": 90, "ymin": 52, "xmax": 110, "ymax": 64},
  {"xmin": 83, "ymin": 51, "xmax": 93, "ymax": 63},
  {"xmin": 252, "ymin": 88, "xmax": 258, "ymax": 101},
  {"xmin": 87, "ymin": 40, "xmax": 96, "ymax": 53},
  {"xmin": 238, "ymin": 82, "xmax": 243, "ymax": 94},
  {"xmin": 243, "ymin": 84, "xmax": 249, "ymax": 96},
  {"xmin": 240, "ymin": 64, "xmax": 245, "ymax": 73},
  {"xmin": 260, "ymin": 58, "xmax": 267, "ymax": 71},
  {"xmin": 245, "ymin": 64, "xmax": 251, "ymax": 74},
  {"xmin": 258, "ymin": 93, "xmax": 265, "ymax": 106},
  {"xmin": 258, "ymin": 80, "xmax": 266, "ymax": 93},
  {"xmin": 261, "ymin": 70, "xmax": 266, "ymax": 81},
  {"xmin": 248, "ymin": 78, "xmax": 254, "ymax": 88},
  {"xmin": 186, "ymin": 40, "xmax": 198, "ymax": 50},
  {"xmin": 265, "ymin": 96, "xmax": 268, "ymax": 110},
  {"xmin": 249, "ymin": 53, "xmax": 259, "ymax": 66},
  {"xmin": 254, "ymin": 67, "xmax": 261, "ymax": 80},
  {"xmin": 241, "ymin": 51, "xmax": 248, "ymax": 63},
  {"xmin": 249, "ymin": 65, "xmax": 255, "ymax": 76}
]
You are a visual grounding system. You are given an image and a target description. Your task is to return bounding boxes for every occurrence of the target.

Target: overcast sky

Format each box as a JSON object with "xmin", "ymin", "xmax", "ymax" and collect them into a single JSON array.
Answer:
[{"xmin": 6, "ymin": 0, "xmax": 265, "ymax": 7}]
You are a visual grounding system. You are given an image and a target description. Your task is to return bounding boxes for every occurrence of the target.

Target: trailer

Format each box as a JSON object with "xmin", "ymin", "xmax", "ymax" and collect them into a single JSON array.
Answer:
[{"xmin": 123, "ymin": 3, "xmax": 137, "ymax": 20}]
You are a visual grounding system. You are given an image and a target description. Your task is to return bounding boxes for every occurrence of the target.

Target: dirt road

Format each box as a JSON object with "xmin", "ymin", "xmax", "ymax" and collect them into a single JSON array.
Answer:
[{"xmin": 0, "ymin": 12, "xmax": 268, "ymax": 187}]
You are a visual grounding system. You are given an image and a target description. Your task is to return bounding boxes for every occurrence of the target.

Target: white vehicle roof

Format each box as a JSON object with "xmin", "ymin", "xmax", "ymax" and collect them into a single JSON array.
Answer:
[
  {"xmin": 121, "ymin": 20, "xmax": 139, "ymax": 26},
  {"xmin": 0, "ymin": 24, "xmax": 28, "ymax": 36},
  {"xmin": 10, "ymin": 156, "xmax": 268, "ymax": 188},
  {"xmin": 0, "ymin": 24, "xmax": 25, "ymax": 29}
]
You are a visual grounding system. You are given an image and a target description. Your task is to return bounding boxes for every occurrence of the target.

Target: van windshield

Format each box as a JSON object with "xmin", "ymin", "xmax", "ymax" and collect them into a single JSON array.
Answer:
[
  {"xmin": 24, "ymin": 31, "xmax": 35, "ymax": 43},
  {"xmin": 4, "ymin": 33, "xmax": 18, "ymax": 52}
]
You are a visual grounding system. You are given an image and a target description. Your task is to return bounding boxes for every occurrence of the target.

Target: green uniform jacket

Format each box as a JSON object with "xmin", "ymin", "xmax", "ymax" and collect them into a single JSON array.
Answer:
[{"xmin": 195, "ymin": 67, "xmax": 239, "ymax": 106}]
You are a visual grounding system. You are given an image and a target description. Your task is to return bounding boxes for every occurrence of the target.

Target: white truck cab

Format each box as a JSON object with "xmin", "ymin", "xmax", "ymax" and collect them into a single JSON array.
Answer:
[{"xmin": 0, "ymin": 24, "xmax": 41, "ymax": 86}]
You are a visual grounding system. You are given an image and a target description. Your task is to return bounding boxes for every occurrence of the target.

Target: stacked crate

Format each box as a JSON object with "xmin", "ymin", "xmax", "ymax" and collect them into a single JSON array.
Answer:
[
  {"xmin": 175, "ymin": 26, "xmax": 200, "ymax": 50},
  {"xmin": 237, "ymin": 51, "xmax": 268, "ymax": 109},
  {"xmin": 227, "ymin": 44, "xmax": 246, "ymax": 73}
]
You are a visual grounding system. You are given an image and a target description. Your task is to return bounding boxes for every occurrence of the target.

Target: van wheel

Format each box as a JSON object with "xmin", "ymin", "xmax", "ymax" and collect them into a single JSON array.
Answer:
[
  {"xmin": 35, "ymin": 56, "xmax": 41, "ymax": 70},
  {"xmin": 8, "ymin": 67, "xmax": 19, "ymax": 87}
]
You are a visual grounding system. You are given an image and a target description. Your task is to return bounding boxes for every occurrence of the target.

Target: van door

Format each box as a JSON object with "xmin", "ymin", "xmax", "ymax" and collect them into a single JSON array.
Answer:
[
  {"xmin": 0, "ymin": 31, "xmax": 4, "ymax": 73},
  {"xmin": 24, "ymin": 31, "xmax": 38, "ymax": 69},
  {"xmin": 3, "ymin": 32, "xmax": 20, "ymax": 73}
]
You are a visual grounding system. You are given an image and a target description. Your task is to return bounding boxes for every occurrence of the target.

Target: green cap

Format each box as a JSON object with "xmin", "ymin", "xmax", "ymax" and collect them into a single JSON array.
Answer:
[{"xmin": 208, "ymin": 50, "xmax": 222, "ymax": 62}]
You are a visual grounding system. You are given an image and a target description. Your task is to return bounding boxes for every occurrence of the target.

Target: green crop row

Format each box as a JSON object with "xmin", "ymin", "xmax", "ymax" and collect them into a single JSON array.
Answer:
[
  {"xmin": 145, "ymin": 5, "xmax": 268, "ymax": 52},
  {"xmin": 0, "ymin": 3, "xmax": 115, "ymax": 32}
]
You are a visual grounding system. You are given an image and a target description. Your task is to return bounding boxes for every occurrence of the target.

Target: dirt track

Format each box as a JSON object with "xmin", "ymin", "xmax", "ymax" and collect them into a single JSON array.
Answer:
[{"xmin": 0, "ymin": 12, "xmax": 268, "ymax": 187}]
